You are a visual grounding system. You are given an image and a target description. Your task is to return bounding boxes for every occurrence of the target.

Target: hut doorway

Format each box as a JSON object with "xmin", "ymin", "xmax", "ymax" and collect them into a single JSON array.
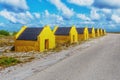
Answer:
[
  {"xmin": 45, "ymin": 39, "xmax": 49, "ymax": 49},
  {"xmin": 73, "ymin": 35, "xmax": 75, "ymax": 42}
]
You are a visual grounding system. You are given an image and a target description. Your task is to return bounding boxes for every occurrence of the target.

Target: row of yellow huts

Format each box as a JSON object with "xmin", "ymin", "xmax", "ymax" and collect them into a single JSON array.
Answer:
[{"xmin": 14, "ymin": 25, "xmax": 106, "ymax": 52}]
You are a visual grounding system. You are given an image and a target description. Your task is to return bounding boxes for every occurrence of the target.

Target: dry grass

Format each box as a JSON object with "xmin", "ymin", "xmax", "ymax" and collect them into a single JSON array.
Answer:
[{"xmin": 0, "ymin": 35, "xmax": 14, "ymax": 47}]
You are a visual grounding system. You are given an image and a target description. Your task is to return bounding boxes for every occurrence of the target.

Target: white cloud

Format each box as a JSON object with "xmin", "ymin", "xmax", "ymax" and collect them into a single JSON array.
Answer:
[
  {"xmin": 68, "ymin": 0, "xmax": 94, "ymax": 6},
  {"xmin": 39, "ymin": 10, "xmax": 64, "ymax": 25},
  {"xmin": 110, "ymin": 24, "xmax": 116, "ymax": 28},
  {"xmin": 0, "ymin": 0, "xmax": 28, "ymax": 10},
  {"xmin": 33, "ymin": 13, "xmax": 40, "ymax": 18},
  {"xmin": 0, "ymin": 9, "xmax": 17, "ymax": 23},
  {"xmin": 111, "ymin": 14, "xmax": 120, "ymax": 23},
  {"xmin": 45, "ymin": 10, "xmax": 50, "ymax": 16},
  {"xmin": 77, "ymin": 14, "xmax": 91, "ymax": 21},
  {"xmin": 113, "ymin": 9, "xmax": 120, "ymax": 16},
  {"xmin": 0, "ymin": 23, "xmax": 5, "ymax": 26},
  {"xmin": 90, "ymin": 8, "xmax": 100, "ymax": 20},
  {"xmin": 49, "ymin": 0, "xmax": 74, "ymax": 17},
  {"xmin": 26, "ymin": 11, "xmax": 34, "ymax": 19},
  {"xmin": 101, "ymin": 8, "xmax": 112, "ymax": 14},
  {"xmin": 80, "ymin": 21, "xmax": 95, "ymax": 24},
  {"xmin": 44, "ymin": 10, "xmax": 63, "ymax": 21},
  {"xmin": 53, "ymin": 14, "xmax": 63, "ymax": 22},
  {"xmin": 94, "ymin": 0, "xmax": 120, "ymax": 9},
  {"xmin": 0, "ymin": 9, "xmax": 33, "ymax": 24}
]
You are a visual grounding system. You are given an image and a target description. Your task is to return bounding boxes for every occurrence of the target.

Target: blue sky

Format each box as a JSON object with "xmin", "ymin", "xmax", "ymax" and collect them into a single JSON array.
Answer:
[{"xmin": 0, "ymin": 0, "xmax": 120, "ymax": 32}]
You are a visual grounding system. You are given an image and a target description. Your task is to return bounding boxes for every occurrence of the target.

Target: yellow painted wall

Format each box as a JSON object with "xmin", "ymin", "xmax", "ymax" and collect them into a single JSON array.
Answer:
[
  {"xmin": 84, "ymin": 27, "xmax": 89, "ymax": 40},
  {"xmin": 69, "ymin": 25, "xmax": 78, "ymax": 43},
  {"xmin": 38, "ymin": 25, "xmax": 55, "ymax": 52},
  {"xmin": 89, "ymin": 27, "xmax": 95, "ymax": 38},
  {"xmin": 78, "ymin": 27, "xmax": 89, "ymax": 41},
  {"xmin": 100, "ymin": 29, "xmax": 103, "ymax": 36},
  {"xmin": 55, "ymin": 35, "xmax": 70, "ymax": 44},
  {"xmin": 78, "ymin": 34, "xmax": 84, "ymax": 41},
  {"xmin": 99, "ymin": 28, "xmax": 101, "ymax": 36},
  {"xmin": 15, "ymin": 40, "xmax": 39, "ymax": 52},
  {"xmin": 95, "ymin": 29, "xmax": 100, "ymax": 37}
]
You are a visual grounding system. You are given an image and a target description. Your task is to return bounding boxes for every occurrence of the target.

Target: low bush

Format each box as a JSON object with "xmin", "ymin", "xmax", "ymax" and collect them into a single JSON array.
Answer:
[
  {"xmin": 0, "ymin": 30, "xmax": 10, "ymax": 36},
  {"xmin": 12, "ymin": 31, "xmax": 18, "ymax": 36},
  {"xmin": 0, "ymin": 56, "xmax": 21, "ymax": 67}
]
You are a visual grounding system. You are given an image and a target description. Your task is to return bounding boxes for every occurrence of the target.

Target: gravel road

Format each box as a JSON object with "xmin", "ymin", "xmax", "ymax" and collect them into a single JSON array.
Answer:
[{"xmin": 25, "ymin": 34, "xmax": 120, "ymax": 80}]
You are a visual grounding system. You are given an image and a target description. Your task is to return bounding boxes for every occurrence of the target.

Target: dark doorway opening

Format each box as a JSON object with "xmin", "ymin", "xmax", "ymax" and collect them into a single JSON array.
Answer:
[
  {"xmin": 73, "ymin": 35, "xmax": 75, "ymax": 43},
  {"xmin": 45, "ymin": 39, "xmax": 49, "ymax": 49}
]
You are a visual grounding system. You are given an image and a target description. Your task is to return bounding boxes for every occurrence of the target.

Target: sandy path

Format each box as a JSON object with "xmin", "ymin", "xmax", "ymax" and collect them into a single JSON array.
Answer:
[{"xmin": 25, "ymin": 33, "xmax": 120, "ymax": 80}]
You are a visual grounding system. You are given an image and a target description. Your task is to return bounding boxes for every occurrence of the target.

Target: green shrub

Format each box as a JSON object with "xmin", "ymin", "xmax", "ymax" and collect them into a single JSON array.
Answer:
[
  {"xmin": 0, "ymin": 30, "xmax": 10, "ymax": 36},
  {"xmin": 0, "ymin": 57, "xmax": 21, "ymax": 67},
  {"xmin": 12, "ymin": 31, "xmax": 18, "ymax": 36}
]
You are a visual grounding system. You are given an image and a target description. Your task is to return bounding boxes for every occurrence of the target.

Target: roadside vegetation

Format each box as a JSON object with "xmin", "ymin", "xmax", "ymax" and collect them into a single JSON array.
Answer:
[
  {"xmin": 0, "ymin": 30, "xmax": 16, "ymax": 47},
  {"xmin": 0, "ymin": 30, "xmax": 10, "ymax": 36},
  {"xmin": 0, "ymin": 56, "xmax": 21, "ymax": 68},
  {"xmin": 0, "ymin": 36, "xmax": 14, "ymax": 47}
]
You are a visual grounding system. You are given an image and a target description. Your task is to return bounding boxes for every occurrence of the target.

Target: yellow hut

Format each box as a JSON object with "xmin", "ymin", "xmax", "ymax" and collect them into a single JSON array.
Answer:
[
  {"xmin": 95, "ymin": 28, "xmax": 100, "ymax": 37},
  {"xmin": 103, "ymin": 29, "xmax": 106, "ymax": 35},
  {"xmin": 88, "ymin": 27, "xmax": 95, "ymax": 38},
  {"xmin": 99, "ymin": 28, "xmax": 103, "ymax": 36},
  {"xmin": 102, "ymin": 29, "xmax": 106, "ymax": 35},
  {"xmin": 54, "ymin": 25, "xmax": 78, "ymax": 44},
  {"xmin": 76, "ymin": 27, "xmax": 89, "ymax": 41},
  {"xmin": 15, "ymin": 25, "xmax": 55, "ymax": 52}
]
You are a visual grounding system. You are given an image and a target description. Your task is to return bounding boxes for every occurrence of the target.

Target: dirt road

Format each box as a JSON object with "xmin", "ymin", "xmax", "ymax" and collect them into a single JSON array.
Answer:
[{"xmin": 25, "ymin": 34, "xmax": 120, "ymax": 80}]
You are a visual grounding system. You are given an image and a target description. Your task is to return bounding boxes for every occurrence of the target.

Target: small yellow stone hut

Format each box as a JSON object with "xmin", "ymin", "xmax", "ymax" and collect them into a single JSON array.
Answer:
[
  {"xmin": 54, "ymin": 25, "xmax": 78, "ymax": 44},
  {"xmin": 95, "ymin": 28, "xmax": 100, "ymax": 37},
  {"xmin": 15, "ymin": 25, "xmax": 55, "ymax": 52},
  {"xmin": 76, "ymin": 27, "xmax": 89, "ymax": 41},
  {"xmin": 88, "ymin": 27, "xmax": 95, "ymax": 38},
  {"xmin": 99, "ymin": 28, "xmax": 103, "ymax": 36},
  {"xmin": 103, "ymin": 29, "xmax": 106, "ymax": 35}
]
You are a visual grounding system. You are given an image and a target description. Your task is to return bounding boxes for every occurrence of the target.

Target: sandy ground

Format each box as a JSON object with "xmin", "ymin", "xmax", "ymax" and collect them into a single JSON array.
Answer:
[{"xmin": 0, "ymin": 34, "xmax": 107, "ymax": 80}]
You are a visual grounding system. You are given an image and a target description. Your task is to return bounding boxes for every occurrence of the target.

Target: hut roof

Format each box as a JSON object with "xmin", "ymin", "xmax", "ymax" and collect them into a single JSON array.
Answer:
[
  {"xmin": 76, "ymin": 28, "xmax": 84, "ymax": 34},
  {"xmin": 17, "ymin": 27, "xmax": 43, "ymax": 41},
  {"xmin": 55, "ymin": 27, "xmax": 71, "ymax": 35},
  {"xmin": 88, "ymin": 28, "xmax": 92, "ymax": 33}
]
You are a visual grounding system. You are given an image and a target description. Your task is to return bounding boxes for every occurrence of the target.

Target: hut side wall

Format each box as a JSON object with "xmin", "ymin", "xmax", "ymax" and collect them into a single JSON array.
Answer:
[
  {"xmin": 95, "ymin": 29, "xmax": 100, "ymax": 37},
  {"xmin": 89, "ymin": 33, "xmax": 93, "ymax": 38},
  {"xmin": 78, "ymin": 34, "xmax": 84, "ymax": 41},
  {"xmin": 55, "ymin": 35, "xmax": 70, "ymax": 44},
  {"xmin": 89, "ymin": 28, "xmax": 95, "ymax": 38},
  {"xmin": 15, "ymin": 40, "xmax": 39, "ymax": 52}
]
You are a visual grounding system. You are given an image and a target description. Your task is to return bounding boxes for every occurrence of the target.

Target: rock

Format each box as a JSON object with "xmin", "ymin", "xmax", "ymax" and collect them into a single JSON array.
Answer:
[{"xmin": 4, "ymin": 49, "xmax": 10, "ymax": 53}]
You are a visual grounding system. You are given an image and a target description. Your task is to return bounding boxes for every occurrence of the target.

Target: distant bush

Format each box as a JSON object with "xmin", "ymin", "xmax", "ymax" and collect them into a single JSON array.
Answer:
[
  {"xmin": 12, "ymin": 31, "xmax": 18, "ymax": 36},
  {"xmin": 0, "ymin": 30, "xmax": 10, "ymax": 36}
]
